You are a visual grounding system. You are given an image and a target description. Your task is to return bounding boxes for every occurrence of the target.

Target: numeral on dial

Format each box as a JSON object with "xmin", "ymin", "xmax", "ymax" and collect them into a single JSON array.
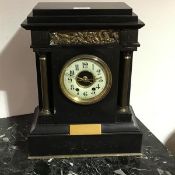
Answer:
[
  {"xmin": 68, "ymin": 78, "xmax": 72, "ymax": 83},
  {"xmin": 82, "ymin": 62, "xmax": 88, "ymax": 68},
  {"xmin": 83, "ymin": 92, "xmax": 88, "ymax": 96},
  {"xmin": 75, "ymin": 88, "xmax": 79, "ymax": 95},
  {"xmin": 96, "ymin": 69, "xmax": 101, "ymax": 75},
  {"xmin": 70, "ymin": 70, "xmax": 74, "ymax": 76},
  {"xmin": 91, "ymin": 87, "xmax": 96, "ymax": 94},
  {"xmin": 96, "ymin": 84, "xmax": 100, "ymax": 89},
  {"xmin": 70, "ymin": 85, "xmax": 74, "ymax": 90},
  {"xmin": 75, "ymin": 64, "xmax": 79, "ymax": 71},
  {"xmin": 92, "ymin": 64, "xmax": 95, "ymax": 70}
]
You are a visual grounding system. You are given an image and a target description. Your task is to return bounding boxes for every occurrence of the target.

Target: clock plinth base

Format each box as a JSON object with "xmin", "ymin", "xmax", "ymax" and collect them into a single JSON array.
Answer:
[{"xmin": 28, "ymin": 107, "xmax": 142, "ymax": 158}]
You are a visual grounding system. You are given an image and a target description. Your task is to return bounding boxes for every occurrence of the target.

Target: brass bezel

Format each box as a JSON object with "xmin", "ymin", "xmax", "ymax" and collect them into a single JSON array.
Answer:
[{"xmin": 59, "ymin": 54, "xmax": 112, "ymax": 105}]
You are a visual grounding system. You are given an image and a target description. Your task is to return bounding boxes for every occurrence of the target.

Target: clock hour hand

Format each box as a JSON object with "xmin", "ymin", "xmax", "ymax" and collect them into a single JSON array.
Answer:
[
  {"xmin": 76, "ymin": 76, "xmax": 93, "ymax": 84},
  {"xmin": 77, "ymin": 76, "xmax": 102, "ymax": 83},
  {"xmin": 65, "ymin": 73, "xmax": 94, "ymax": 84},
  {"xmin": 95, "ymin": 76, "xmax": 102, "ymax": 80},
  {"xmin": 94, "ymin": 76, "xmax": 103, "ymax": 82}
]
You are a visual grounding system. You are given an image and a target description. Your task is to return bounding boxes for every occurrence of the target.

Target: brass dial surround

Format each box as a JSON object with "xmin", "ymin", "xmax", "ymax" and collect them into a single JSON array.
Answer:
[{"xmin": 59, "ymin": 54, "xmax": 112, "ymax": 105}]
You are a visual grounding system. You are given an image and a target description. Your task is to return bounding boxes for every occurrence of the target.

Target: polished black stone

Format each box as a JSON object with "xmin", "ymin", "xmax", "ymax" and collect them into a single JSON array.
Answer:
[
  {"xmin": 0, "ymin": 114, "xmax": 174, "ymax": 175},
  {"xmin": 22, "ymin": 2, "xmax": 144, "ymax": 30}
]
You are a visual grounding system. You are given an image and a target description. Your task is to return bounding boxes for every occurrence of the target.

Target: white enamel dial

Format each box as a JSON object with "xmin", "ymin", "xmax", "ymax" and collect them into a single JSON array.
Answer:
[{"xmin": 59, "ymin": 55, "xmax": 112, "ymax": 105}]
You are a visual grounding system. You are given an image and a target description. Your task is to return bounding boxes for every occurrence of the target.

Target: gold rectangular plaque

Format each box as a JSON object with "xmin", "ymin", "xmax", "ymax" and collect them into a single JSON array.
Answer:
[{"xmin": 70, "ymin": 124, "xmax": 101, "ymax": 135}]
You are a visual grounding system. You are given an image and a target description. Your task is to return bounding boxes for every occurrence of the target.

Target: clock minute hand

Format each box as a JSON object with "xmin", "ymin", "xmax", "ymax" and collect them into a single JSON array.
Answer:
[
  {"xmin": 76, "ymin": 76, "xmax": 84, "ymax": 81},
  {"xmin": 65, "ymin": 73, "xmax": 94, "ymax": 83},
  {"xmin": 95, "ymin": 76, "xmax": 102, "ymax": 80},
  {"xmin": 76, "ymin": 76, "xmax": 93, "ymax": 84},
  {"xmin": 77, "ymin": 76, "xmax": 102, "ymax": 83}
]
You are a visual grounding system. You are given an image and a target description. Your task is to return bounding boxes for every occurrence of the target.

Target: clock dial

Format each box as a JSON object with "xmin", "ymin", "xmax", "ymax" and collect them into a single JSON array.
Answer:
[{"xmin": 59, "ymin": 55, "xmax": 112, "ymax": 105}]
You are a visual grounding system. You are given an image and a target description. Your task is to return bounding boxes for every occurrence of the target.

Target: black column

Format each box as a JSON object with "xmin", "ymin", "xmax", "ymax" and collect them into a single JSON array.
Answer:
[
  {"xmin": 118, "ymin": 51, "xmax": 133, "ymax": 112},
  {"xmin": 38, "ymin": 54, "xmax": 51, "ymax": 115}
]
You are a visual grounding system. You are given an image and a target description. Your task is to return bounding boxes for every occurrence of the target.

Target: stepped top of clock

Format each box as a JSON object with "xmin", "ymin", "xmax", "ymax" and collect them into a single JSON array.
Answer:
[
  {"xmin": 21, "ymin": 2, "xmax": 144, "ymax": 30},
  {"xmin": 32, "ymin": 2, "xmax": 132, "ymax": 15}
]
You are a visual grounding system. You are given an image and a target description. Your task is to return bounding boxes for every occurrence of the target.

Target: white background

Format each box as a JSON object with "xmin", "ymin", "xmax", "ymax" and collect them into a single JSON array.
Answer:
[{"xmin": 0, "ymin": 0, "xmax": 175, "ymax": 146}]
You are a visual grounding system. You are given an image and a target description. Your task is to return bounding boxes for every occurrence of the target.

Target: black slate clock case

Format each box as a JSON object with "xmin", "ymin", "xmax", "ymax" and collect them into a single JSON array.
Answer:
[{"xmin": 21, "ymin": 2, "xmax": 144, "ymax": 157}]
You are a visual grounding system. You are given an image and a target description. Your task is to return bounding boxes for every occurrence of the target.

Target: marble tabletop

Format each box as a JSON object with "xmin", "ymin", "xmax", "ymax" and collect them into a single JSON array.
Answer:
[{"xmin": 0, "ymin": 114, "xmax": 174, "ymax": 175}]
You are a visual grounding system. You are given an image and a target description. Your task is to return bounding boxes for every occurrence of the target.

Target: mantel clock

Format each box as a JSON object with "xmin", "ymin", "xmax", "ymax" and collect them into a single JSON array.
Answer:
[{"xmin": 21, "ymin": 2, "xmax": 145, "ymax": 158}]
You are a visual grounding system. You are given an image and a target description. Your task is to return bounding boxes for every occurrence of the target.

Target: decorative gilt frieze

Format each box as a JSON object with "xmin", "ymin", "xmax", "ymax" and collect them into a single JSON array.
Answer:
[{"xmin": 50, "ymin": 30, "xmax": 119, "ymax": 45}]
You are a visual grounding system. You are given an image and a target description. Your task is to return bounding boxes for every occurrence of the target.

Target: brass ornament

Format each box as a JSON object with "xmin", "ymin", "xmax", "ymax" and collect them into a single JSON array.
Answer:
[{"xmin": 50, "ymin": 30, "xmax": 119, "ymax": 45}]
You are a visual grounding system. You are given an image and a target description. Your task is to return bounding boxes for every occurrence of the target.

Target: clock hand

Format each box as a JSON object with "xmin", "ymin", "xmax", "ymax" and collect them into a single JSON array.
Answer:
[
  {"xmin": 76, "ymin": 76, "xmax": 84, "ymax": 81},
  {"xmin": 95, "ymin": 76, "xmax": 102, "ymax": 80},
  {"xmin": 65, "ymin": 73, "xmax": 94, "ymax": 83},
  {"xmin": 76, "ymin": 76, "xmax": 94, "ymax": 84},
  {"xmin": 79, "ymin": 76, "xmax": 102, "ymax": 81}
]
